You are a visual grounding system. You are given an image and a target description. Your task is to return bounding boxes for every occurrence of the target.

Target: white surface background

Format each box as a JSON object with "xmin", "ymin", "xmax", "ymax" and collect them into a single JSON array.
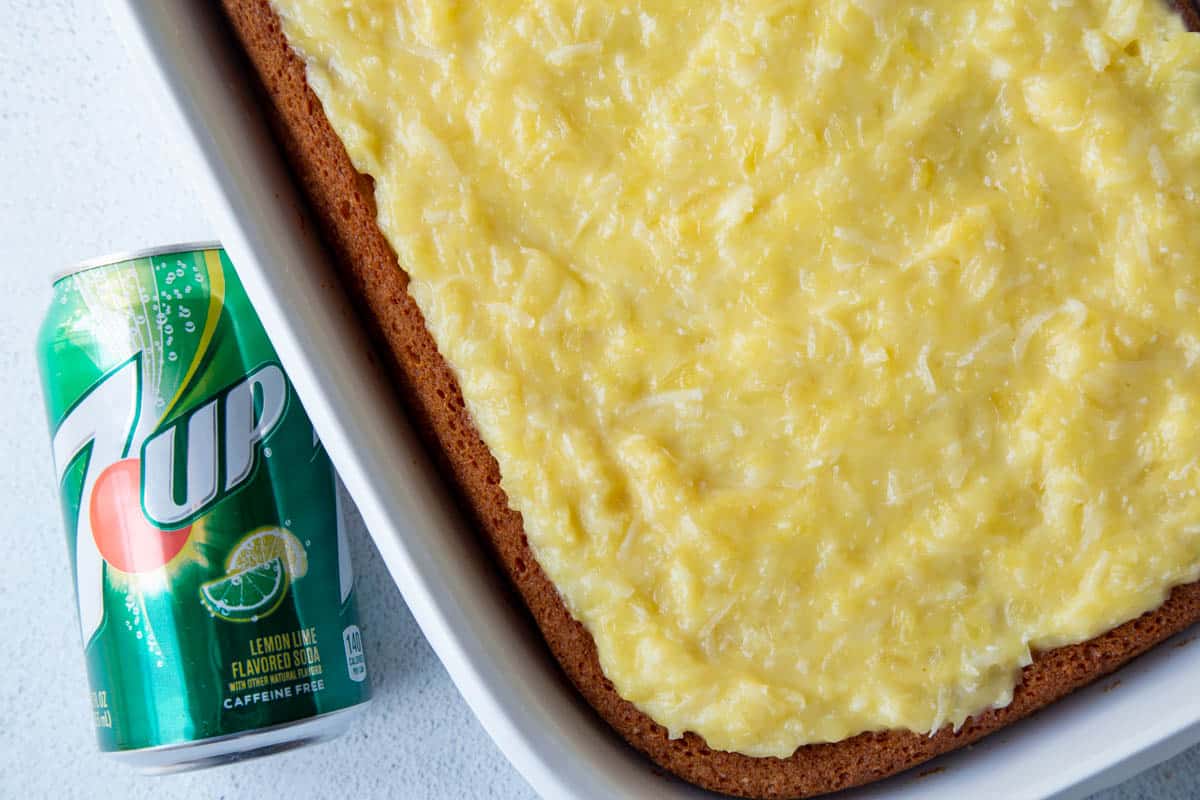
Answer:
[{"xmin": 0, "ymin": 2, "xmax": 1197, "ymax": 798}]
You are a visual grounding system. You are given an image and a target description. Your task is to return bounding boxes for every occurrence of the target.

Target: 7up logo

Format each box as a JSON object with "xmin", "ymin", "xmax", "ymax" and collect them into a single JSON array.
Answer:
[
  {"xmin": 141, "ymin": 364, "xmax": 286, "ymax": 528},
  {"xmin": 51, "ymin": 359, "xmax": 288, "ymax": 644}
]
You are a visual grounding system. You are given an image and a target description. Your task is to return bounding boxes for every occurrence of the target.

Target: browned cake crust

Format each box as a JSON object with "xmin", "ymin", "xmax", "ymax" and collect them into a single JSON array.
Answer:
[{"xmin": 220, "ymin": 2, "xmax": 1200, "ymax": 796}]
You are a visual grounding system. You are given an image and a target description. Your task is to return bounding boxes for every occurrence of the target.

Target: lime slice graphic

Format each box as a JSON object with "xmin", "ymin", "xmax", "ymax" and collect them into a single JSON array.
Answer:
[
  {"xmin": 227, "ymin": 527, "xmax": 308, "ymax": 580},
  {"xmin": 199, "ymin": 557, "xmax": 287, "ymax": 622}
]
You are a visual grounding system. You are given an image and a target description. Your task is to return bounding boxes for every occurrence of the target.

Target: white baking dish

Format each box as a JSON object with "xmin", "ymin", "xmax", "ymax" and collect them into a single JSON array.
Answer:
[{"xmin": 107, "ymin": 2, "xmax": 1200, "ymax": 797}]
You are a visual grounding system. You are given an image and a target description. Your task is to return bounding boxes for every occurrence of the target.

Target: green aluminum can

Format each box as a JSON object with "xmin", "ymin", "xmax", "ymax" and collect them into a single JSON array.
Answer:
[{"xmin": 38, "ymin": 242, "xmax": 370, "ymax": 772}]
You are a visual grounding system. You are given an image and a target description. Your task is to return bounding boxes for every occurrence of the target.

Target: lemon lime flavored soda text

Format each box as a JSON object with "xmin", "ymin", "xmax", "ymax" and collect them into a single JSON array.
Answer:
[{"xmin": 38, "ymin": 244, "xmax": 368, "ymax": 770}]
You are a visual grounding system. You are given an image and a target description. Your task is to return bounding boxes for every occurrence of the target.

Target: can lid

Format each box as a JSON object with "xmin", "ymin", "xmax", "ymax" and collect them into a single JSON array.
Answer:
[{"xmin": 53, "ymin": 240, "xmax": 224, "ymax": 284}]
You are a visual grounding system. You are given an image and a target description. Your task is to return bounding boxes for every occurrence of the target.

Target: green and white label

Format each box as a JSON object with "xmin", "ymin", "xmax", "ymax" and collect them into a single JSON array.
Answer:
[{"xmin": 39, "ymin": 248, "xmax": 369, "ymax": 751}]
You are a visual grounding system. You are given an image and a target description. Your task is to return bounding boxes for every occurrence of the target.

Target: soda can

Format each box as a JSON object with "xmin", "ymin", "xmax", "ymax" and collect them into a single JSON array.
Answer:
[{"xmin": 37, "ymin": 242, "xmax": 370, "ymax": 773}]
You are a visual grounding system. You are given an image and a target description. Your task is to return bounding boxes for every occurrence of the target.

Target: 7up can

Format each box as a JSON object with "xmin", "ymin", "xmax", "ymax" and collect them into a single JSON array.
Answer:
[{"xmin": 37, "ymin": 242, "xmax": 369, "ymax": 772}]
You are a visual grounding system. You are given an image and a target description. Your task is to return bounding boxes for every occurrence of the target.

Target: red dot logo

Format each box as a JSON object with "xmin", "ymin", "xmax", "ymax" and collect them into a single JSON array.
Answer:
[{"xmin": 90, "ymin": 458, "xmax": 192, "ymax": 573}]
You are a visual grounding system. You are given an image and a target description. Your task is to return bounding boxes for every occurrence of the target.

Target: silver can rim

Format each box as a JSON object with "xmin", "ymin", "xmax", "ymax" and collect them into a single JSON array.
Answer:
[
  {"xmin": 104, "ymin": 702, "xmax": 371, "ymax": 774},
  {"xmin": 53, "ymin": 240, "xmax": 224, "ymax": 284}
]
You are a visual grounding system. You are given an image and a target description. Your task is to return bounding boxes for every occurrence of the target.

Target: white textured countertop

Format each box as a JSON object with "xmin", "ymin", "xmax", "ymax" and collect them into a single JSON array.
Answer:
[{"xmin": 0, "ymin": 2, "xmax": 1195, "ymax": 798}]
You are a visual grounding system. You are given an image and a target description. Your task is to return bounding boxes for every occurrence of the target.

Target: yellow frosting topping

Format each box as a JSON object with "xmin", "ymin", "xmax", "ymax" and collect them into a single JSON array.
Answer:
[{"xmin": 273, "ymin": 0, "xmax": 1200, "ymax": 756}]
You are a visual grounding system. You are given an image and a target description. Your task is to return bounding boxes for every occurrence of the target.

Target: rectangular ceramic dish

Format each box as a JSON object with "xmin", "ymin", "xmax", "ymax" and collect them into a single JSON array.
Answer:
[{"xmin": 107, "ymin": 2, "xmax": 1200, "ymax": 797}]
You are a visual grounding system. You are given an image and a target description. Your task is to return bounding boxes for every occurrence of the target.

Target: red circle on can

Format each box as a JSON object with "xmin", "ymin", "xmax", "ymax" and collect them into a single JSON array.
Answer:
[{"xmin": 90, "ymin": 458, "xmax": 192, "ymax": 573}]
